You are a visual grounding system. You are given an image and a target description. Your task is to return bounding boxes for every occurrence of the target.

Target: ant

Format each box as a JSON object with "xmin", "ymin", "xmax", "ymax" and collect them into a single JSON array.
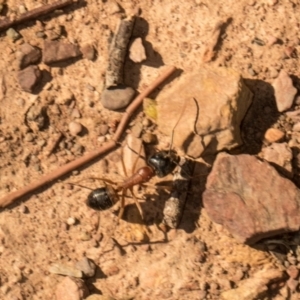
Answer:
[
  {"xmin": 77, "ymin": 98, "xmax": 195, "ymax": 221},
  {"xmin": 86, "ymin": 148, "xmax": 179, "ymax": 219}
]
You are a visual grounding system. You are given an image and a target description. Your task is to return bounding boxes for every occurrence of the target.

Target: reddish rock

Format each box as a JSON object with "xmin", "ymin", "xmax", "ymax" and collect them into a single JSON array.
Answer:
[
  {"xmin": 17, "ymin": 65, "xmax": 41, "ymax": 93},
  {"xmin": 203, "ymin": 153, "xmax": 300, "ymax": 244},
  {"xmin": 18, "ymin": 43, "xmax": 41, "ymax": 69},
  {"xmin": 264, "ymin": 128, "xmax": 285, "ymax": 143},
  {"xmin": 55, "ymin": 276, "xmax": 89, "ymax": 300},
  {"xmin": 286, "ymin": 265, "xmax": 299, "ymax": 279},
  {"xmin": 272, "ymin": 69, "xmax": 297, "ymax": 112},
  {"xmin": 43, "ymin": 40, "xmax": 82, "ymax": 64}
]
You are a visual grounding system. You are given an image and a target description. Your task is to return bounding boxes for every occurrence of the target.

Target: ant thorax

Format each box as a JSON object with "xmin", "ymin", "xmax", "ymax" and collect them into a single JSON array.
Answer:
[{"xmin": 148, "ymin": 150, "xmax": 179, "ymax": 178}]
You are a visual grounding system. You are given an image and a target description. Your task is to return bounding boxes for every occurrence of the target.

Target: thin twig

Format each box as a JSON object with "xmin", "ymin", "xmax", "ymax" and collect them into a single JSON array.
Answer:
[
  {"xmin": 0, "ymin": 0, "xmax": 75, "ymax": 32},
  {"xmin": 0, "ymin": 66, "xmax": 176, "ymax": 208}
]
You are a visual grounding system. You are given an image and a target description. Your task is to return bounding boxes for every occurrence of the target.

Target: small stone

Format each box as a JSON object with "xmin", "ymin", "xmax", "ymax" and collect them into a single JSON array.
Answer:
[
  {"xmin": 57, "ymin": 89, "xmax": 74, "ymax": 105},
  {"xmin": 6, "ymin": 28, "xmax": 21, "ymax": 41},
  {"xmin": 43, "ymin": 40, "xmax": 82, "ymax": 64},
  {"xmin": 49, "ymin": 263, "xmax": 83, "ymax": 278},
  {"xmin": 142, "ymin": 132, "xmax": 157, "ymax": 144},
  {"xmin": 19, "ymin": 5, "xmax": 27, "ymax": 14},
  {"xmin": 79, "ymin": 231, "xmax": 91, "ymax": 241},
  {"xmin": 67, "ymin": 217, "xmax": 76, "ymax": 226},
  {"xmin": 19, "ymin": 204, "xmax": 29, "ymax": 214},
  {"xmin": 266, "ymin": 35, "xmax": 278, "ymax": 47},
  {"xmin": 81, "ymin": 44, "xmax": 96, "ymax": 60},
  {"xmin": 272, "ymin": 69, "xmax": 297, "ymax": 112},
  {"xmin": 264, "ymin": 128, "xmax": 285, "ymax": 143},
  {"xmin": 286, "ymin": 265, "xmax": 299, "ymax": 279},
  {"xmin": 69, "ymin": 121, "xmax": 83, "ymax": 136},
  {"xmin": 71, "ymin": 108, "xmax": 81, "ymax": 119},
  {"xmin": 75, "ymin": 257, "xmax": 96, "ymax": 278},
  {"xmin": 17, "ymin": 65, "xmax": 41, "ymax": 93},
  {"xmin": 260, "ymin": 142, "xmax": 292, "ymax": 175},
  {"xmin": 129, "ymin": 37, "xmax": 147, "ymax": 63},
  {"xmin": 99, "ymin": 124, "xmax": 109, "ymax": 136},
  {"xmin": 36, "ymin": 31, "xmax": 46, "ymax": 39},
  {"xmin": 101, "ymin": 86, "xmax": 135, "ymax": 110},
  {"xmin": 108, "ymin": 1, "xmax": 121, "ymax": 14},
  {"xmin": 24, "ymin": 133, "xmax": 34, "ymax": 142},
  {"xmin": 55, "ymin": 276, "xmax": 89, "ymax": 300},
  {"xmin": 45, "ymin": 25, "xmax": 62, "ymax": 40},
  {"xmin": 18, "ymin": 43, "xmax": 42, "ymax": 69},
  {"xmin": 286, "ymin": 278, "xmax": 298, "ymax": 292}
]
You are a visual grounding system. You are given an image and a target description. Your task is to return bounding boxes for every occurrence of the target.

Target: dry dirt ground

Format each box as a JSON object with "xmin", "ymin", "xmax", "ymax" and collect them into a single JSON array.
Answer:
[{"xmin": 0, "ymin": 0, "xmax": 300, "ymax": 299}]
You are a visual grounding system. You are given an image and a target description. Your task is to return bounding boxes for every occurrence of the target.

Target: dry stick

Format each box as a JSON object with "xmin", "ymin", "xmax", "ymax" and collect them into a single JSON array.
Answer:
[
  {"xmin": 0, "ymin": 66, "xmax": 177, "ymax": 208},
  {"xmin": 0, "ymin": 0, "xmax": 75, "ymax": 32}
]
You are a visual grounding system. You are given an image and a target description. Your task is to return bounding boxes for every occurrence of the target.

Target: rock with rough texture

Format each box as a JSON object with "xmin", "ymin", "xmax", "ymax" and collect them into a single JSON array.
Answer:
[
  {"xmin": 55, "ymin": 276, "xmax": 89, "ymax": 300},
  {"xmin": 156, "ymin": 67, "xmax": 253, "ymax": 158},
  {"xmin": 75, "ymin": 257, "xmax": 96, "ymax": 278},
  {"xmin": 43, "ymin": 40, "xmax": 82, "ymax": 64},
  {"xmin": 260, "ymin": 142, "xmax": 292, "ymax": 176},
  {"xmin": 49, "ymin": 263, "xmax": 83, "ymax": 278},
  {"xmin": 264, "ymin": 128, "xmax": 285, "ymax": 143},
  {"xmin": 81, "ymin": 44, "xmax": 96, "ymax": 61},
  {"xmin": 272, "ymin": 69, "xmax": 297, "ymax": 112},
  {"xmin": 101, "ymin": 86, "xmax": 135, "ymax": 110},
  {"xmin": 17, "ymin": 65, "xmax": 41, "ymax": 93},
  {"xmin": 17, "ymin": 43, "xmax": 41, "ymax": 69},
  {"xmin": 221, "ymin": 268, "xmax": 284, "ymax": 300},
  {"xmin": 129, "ymin": 38, "xmax": 147, "ymax": 63},
  {"xmin": 203, "ymin": 152, "xmax": 300, "ymax": 244}
]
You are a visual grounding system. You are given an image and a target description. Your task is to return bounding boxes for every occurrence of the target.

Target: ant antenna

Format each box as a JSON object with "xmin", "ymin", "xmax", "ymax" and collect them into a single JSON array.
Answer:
[{"xmin": 68, "ymin": 182, "xmax": 94, "ymax": 191}]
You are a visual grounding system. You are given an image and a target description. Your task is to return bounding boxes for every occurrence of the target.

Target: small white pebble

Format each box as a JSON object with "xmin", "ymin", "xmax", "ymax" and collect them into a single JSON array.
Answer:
[
  {"xmin": 67, "ymin": 217, "xmax": 76, "ymax": 225},
  {"xmin": 69, "ymin": 121, "xmax": 82, "ymax": 136}
]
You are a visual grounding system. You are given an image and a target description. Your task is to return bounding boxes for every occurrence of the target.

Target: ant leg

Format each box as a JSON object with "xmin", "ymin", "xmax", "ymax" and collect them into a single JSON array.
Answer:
[
  {"xmin": 128, "ymin": 187, "xmax": 144, "ymax": 220},
  {"xmin": 70, "ymin": 177, "xmax": 116, "ymax": 186}
]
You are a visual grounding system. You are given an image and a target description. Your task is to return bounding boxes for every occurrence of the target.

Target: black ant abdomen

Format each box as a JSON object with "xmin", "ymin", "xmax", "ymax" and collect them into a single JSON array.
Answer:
[
  {"xmin": 148, "ymin": 150, "xmax": 179, "ymax": 178},
  {"xmin": 86, "ymin": 186, "xmax": 117, "ymax": 210}
]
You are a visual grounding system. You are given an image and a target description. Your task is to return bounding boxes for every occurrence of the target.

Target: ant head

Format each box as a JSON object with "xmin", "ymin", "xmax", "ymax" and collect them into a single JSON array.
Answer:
[
  {"xmin": 86, "ymin": 186, "xmax": 117, "ymax": 210},
  {"xmin": 148, "ymin": 150, "xmax": 179, "ymax": 178}
]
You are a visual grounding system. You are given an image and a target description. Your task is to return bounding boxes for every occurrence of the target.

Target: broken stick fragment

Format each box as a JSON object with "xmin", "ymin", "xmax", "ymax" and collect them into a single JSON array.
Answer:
[
  {"xmin": 106, "ymin": 15, "xmax": 136, "ymax": 88},
  {"xmin": 163, "ymin": 157, "xmax": 194, "ymax": 228},
  {"xmin": 101, "ymin": 15, "xmax": 136, "ymax": 110},
  {"xmin": 0, "ymin": 0, "xmax": 75, "ymax": 32}
]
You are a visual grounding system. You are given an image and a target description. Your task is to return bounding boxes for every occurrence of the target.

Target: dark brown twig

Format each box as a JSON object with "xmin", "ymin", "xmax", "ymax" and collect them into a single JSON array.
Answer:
[
  {"xmin": 0, "ymin": 66, "xmax": 177, "ymax": 208},
  {"xmin": 0, "ymin": 0, "xmax": 75, "ymax": 32}
]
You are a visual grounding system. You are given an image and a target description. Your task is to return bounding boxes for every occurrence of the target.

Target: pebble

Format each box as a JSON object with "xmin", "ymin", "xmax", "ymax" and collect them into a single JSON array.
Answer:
[
  {"xmin": 81, "ymin": 44, "xmax": 96, "ymax": 60},
  {"xmin": 101, "ymin": 86, "xmax": 135, "ymax": 110},
  {"xmin": 19, "ymin": 5, "xmax": 27, "ymax": 14},
  {"xmin": 49, "ymin": 263, "xmax": 83, "ymax": 278},
  {"xmin": 129, "ymin": 37, "xmax": 147, "ymax": 63},
  {"xmin": 18, "ymin": 43, "xmax": 42, "ymax": 69},
  {"xmin": 69, "ymin": 121, "xmax": 83, "ymax": 136},
  {"xmin": 66, "ymin": 217, "xmax": 76, "ymax": 226},
  {"xmin": 35, "ymin": 31, "xmax": 46, "ymax": 39},
  {"xmin": 6, "ymin": 28, "xmax": 21, "ymax": 41},
  {"xmin": 43, "ymin": 40, "xmax": 82, "ymax": 64},
  {"xmin": 17, "ymin": 65, "xmax": 41, "ymax": 93},
  {"xmin": 71, "ymin": 108, "xmax": 81, "ymax": 119},
  {"xmin": 264, "ymin": 128, "xmax": 285, "ymax": 143},
  {"xmin": 75, "ymin": 257, "xmax": 96, "ymax": 277},
  {"xmin": 79, "ymin": 231, "xmax": 92, "ymax": 241},
  {"xmin": 55, "ymin": 276, "xmax": 89, "ymax": 300},
  {"xmin": 142, "ymin": 132, "xmax": 157, "ymax": 144},
  {"xmin": 286, "ymin": 265, "xmax": 299, "ymax": 279},
  {"xmin": 286, "ymin": 278, "xmax": 298, "ymax": 292},
  {"xmin": 98, "ymin": 124, "xmax": 109, "ymax": 136},
  {"xmin": 272, "ymin": 69, "xmax": 297, "ymax": 112},
  {"xmin": 266, "ymin": 35, "xmax": 278, "ymax": 46},
  {"xmin": 24, "ymin": 133, "xmax": 34, "ymax": 142}
]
